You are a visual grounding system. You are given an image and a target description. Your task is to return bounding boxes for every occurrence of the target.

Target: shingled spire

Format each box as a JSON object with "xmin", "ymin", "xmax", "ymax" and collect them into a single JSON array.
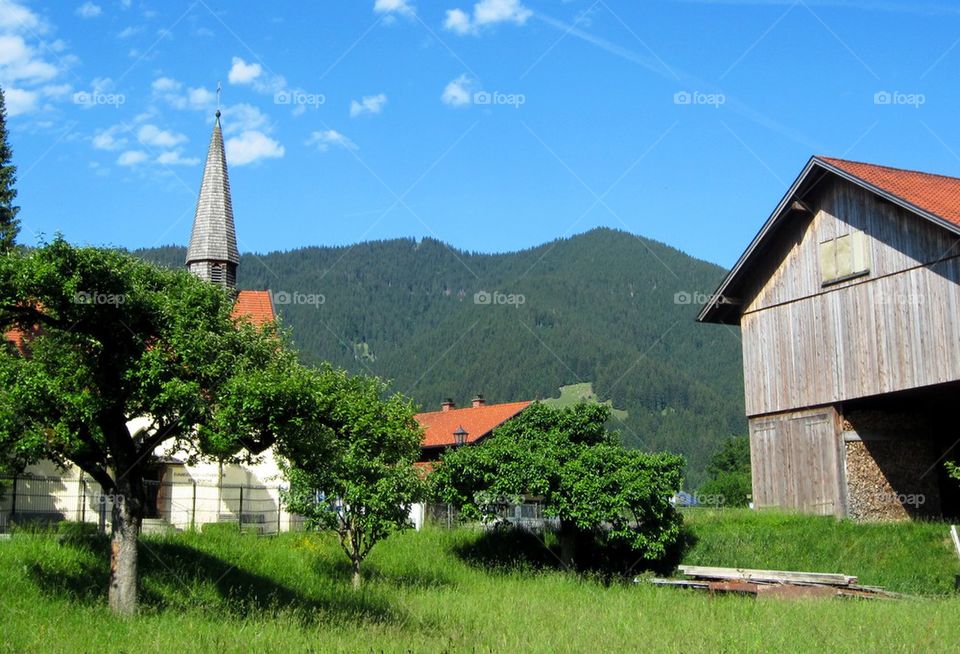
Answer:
[{"xmin": 186, "ymin": 105, "xmax": 240, "ymax": 289}]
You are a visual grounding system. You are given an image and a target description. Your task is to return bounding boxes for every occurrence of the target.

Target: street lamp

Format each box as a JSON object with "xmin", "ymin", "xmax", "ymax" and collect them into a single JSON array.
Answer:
[{"xmin": 453, "ymin": 425, "xmax": 468, "ymax": 447}]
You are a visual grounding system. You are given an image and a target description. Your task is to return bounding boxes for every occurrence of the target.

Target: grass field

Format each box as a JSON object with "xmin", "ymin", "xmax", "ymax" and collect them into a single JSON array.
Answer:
[{"xmin": 1, "ymin": 512, "xmax": 959, "ymax": 653}]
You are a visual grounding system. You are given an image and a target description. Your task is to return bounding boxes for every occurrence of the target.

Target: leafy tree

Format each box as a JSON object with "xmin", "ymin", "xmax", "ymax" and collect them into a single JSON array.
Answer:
[
  {"xmin": 698, "ymin": 435, "xmax": 751, "ymax": 507},
  {"xmin": 0, "ymin": 238, "xmax": 332, "ymax": 614},
  {"xmin": 280, "ymin": 371, "xmax": 424, "ymax": 589},
  {"xmin": 0, "ymin": 87, "xmax": 20, "ymax": 252},
  {"xmin": 947, "ymin": 461, "xmax": 959, "ymax": 483},
  {"xmin": 432, "ymin": 402, "xmax": 684, "ymax": 568}
]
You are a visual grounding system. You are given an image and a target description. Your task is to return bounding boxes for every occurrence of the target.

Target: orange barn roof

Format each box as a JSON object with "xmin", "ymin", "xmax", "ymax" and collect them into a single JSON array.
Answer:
[
  {"xmin": 231, "ymin": 290, "xmax": 276, "ymax": 326},
  {"xmin": 817, "ymin": 156, "xmax": 960, "ymax": 227},
  {"xmin": 415, "ymin": 400, "xmax": 531, "ymax": 448}
]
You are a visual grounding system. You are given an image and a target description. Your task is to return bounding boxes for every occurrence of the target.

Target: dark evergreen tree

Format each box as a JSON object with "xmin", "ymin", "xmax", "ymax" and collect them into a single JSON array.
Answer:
[{"xmin": 0, "ymin": 87, "xmax": 19, "ymax": 253}]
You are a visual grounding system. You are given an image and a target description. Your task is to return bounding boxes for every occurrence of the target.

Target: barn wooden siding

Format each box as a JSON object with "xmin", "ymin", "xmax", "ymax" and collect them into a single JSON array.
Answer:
[
  {"xmin": 740, "ymin": 179, "xmax": 960, "ymax": 417},
  {"xmin": 749, "ymin": 407, "xmax": 845, "ymax": 516}
]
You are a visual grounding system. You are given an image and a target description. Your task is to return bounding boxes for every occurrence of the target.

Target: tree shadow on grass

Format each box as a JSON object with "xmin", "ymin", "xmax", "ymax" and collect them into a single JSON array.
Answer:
[
  {"xmin": 312, "ymin": 556, "xmax": 453, "ymax": 590},
  {"xmin": 453, "ymin": 522, "xmax": 698, "ymax": 580},
  {"xmin": 25, "ymin": 534, "xmax": 404, "ymax": 626}
]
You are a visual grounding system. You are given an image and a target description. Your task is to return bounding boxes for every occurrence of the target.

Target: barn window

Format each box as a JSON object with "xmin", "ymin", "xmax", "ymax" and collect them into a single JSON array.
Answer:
[{"xmin": 820, "ymin": 231, "xmax": 870, "ymax": 286}]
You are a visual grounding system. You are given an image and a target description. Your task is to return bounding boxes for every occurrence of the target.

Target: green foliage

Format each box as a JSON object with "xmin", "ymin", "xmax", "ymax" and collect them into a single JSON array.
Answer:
[
  {"xmin": 698, "ymin": 435, "xmax": 751, "ymax": 507},
  {"xmin": 947, "ymin": 461, "xmax": 959, "ymax": 483},
  {"xmin": 0, "ymin": 86, "xmax": 19, "ymax": 253},
  {"xmin": 135, "ymin": 228, "xmax": 746, "ymax": 487},
  {"xmin": 432, "ymin": 402, "xmax": 684, "ymax": 562},
  {"xmin": 279, "ymin": 371, "xmax": 424, "ymax": 586}
]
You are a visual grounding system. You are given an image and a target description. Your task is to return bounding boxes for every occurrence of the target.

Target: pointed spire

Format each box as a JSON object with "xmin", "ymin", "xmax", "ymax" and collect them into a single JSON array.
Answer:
[{"xmin": 186, "ymin": 103, "xmax": 239, "ymax": 289}]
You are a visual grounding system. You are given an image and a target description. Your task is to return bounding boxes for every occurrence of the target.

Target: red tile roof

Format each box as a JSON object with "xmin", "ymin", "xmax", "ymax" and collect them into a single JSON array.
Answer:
[
  {"xmin": 817, "ymin": 156, "xmax": 960, "ymax": 227},
  {"xmin": 231, "ymin": 290, "xmax": 276, "ymax": 327},
  {"xmin": 4, "ymin": 326, "xmax": 30, "ymax": 355},
  {"xmin": 415, "ymin": 400, "xmax": 531, "ymax": 448}
]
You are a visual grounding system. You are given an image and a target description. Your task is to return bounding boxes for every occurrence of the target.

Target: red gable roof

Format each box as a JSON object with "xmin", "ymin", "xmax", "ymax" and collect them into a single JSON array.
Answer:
[
  {"xmin": 817, "ymin": 156, "xmax": 960, "ymax": 227},
  {"xmin": 415, "ymin": 400, "xmax": 531, "ymax": 448},
  {"xmin": 231, "ymin": 290, "xmax": 276, "ymax": 327}
]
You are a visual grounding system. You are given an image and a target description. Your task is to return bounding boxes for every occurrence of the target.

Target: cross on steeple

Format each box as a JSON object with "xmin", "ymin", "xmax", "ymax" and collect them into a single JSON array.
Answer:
[{"xmin": 215, "ymin": 81, "xmax": 222, "ymax": 118}]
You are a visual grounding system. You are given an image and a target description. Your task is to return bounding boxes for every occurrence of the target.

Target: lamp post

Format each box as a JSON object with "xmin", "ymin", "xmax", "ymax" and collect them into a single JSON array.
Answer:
[{"xmin": 453, "ymin": 426, "xmax": 468, "ymax": 447}]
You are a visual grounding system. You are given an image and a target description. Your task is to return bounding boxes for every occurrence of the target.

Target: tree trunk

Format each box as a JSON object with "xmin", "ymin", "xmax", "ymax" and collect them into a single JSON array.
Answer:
[
  {"xmin": 351, "ymin": 558, "xmax": 362, "ymax": 590},
  {"xmin": 559, "ymin": 518, "xmax": 576, "ymax": 570},
  {"xmin": 109, "ymin": 476, "xmax": 143, "ymax": 615}
]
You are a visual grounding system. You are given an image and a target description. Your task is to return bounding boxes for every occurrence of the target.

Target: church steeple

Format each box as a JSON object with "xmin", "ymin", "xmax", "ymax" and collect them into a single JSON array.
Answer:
[{"xmin": 186, "ymin": 101, "xmax": 239, "ymax": 290}]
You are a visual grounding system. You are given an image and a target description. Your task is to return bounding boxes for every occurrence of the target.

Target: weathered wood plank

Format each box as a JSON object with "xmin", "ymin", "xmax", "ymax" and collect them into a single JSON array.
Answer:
[{"xmin": 679, "ymin": 565, "xmax": 857, "ymax": 586}]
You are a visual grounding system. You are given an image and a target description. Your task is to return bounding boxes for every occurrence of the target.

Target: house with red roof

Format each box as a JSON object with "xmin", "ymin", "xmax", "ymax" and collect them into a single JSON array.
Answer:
[
  {"xmin": 414, "ymin": 395, "xmax": 531, "ymax": 471},
  {"xmin": 700, "ymin": 156, "xmax": 960, "ymax": 520}
]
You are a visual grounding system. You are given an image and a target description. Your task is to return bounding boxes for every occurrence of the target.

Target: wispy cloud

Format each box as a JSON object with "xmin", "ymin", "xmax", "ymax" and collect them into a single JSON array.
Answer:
[
  {"xmin": 350, "ymin": 93, "xmax": 387, "ymax": 117},
  {"xmin": 444, "ymin": 0, "xmax": 532, "ymax": 35},
  {"xmin": 674, "ymin": 0, "xmax": 960, "ymax": 15},
  {"xmin": 306, "ymin": 129, "xmax": 358, "ymax": 152}
]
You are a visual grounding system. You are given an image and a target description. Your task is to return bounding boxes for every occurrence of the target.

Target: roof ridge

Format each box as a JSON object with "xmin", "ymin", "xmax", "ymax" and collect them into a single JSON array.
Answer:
[{"xmin": 816, "ymin": 155, "xmax": 960, "ymax": 184}]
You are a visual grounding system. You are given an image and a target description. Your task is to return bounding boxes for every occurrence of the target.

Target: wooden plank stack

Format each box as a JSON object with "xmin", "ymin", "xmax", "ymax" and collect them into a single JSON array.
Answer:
[{"xmin": 648, "ymin": 565, "xmax": 900, "ymax": 600}]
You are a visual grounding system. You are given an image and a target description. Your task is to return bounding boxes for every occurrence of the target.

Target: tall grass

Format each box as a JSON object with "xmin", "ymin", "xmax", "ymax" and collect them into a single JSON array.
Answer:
[{"xmin": 0, "ymin": 513, "xmax": 958, "ymax": 652}]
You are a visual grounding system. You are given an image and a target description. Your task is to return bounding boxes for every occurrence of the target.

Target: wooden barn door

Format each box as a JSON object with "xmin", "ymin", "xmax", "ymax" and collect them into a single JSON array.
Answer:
[{"xmin": 750, "ymin": 407, "xmax": 844, "ymax": 516}]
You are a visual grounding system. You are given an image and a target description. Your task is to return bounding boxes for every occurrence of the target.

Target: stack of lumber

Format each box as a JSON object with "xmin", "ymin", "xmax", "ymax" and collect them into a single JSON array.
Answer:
[{"xmin": 649, "ymin": 565, "xmax": 900, "ymax": 600}]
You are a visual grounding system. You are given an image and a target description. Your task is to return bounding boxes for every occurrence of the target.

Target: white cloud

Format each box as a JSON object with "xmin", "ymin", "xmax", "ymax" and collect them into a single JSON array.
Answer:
[
  {"xmin": 156, "ymin": 150, "xmax": 200, "ymax": 166},
  {"xmin": 151, "ymin": 76, "xmax": 180, "ymax": 92},
  {"xmin": 306, "ymin": 129, "xmax": 357, "ymax": 152},
  {"xmin": 76, "ymin": 2, "xmax": 102, "ymax": 18},
  {"xmin": 441, "ymin": 74, "xmax": 475, "ymax": 106},
  {"xmin": 349, "ymin": 93, "xmax": 387, "ymax": 118},
  {"xmin": 4, "ymin": 87, "xmax": 36, "ymax": 116},
  {"xmin": 0, "ymin": 35, "xmax": 58, "ymax": 83},
  {"xmin": 0, "ymin": 2, "xmax": 44, "ymax": 33},
  {"xmin": 220, "ymin": 103, "xmax": 269, "ymax": 135},
  {"xmin": 225, "ymin": 130, "xmax": 284, "ymax": 165},
  {"xmin": 116, "ymin": 26, "xmax": 141, "ymax": 39},
  {"xmin": 137, "ymin": 124, "xmax": 187, "ymax": 148},
  {"xmin": 227, "ymin": 56, "xmax": 261, "ymax": 85},
  {"xmin": 374, "ymin": 0, "xmax": 415, "ymax": 16},
  {"xmin": 151, "ymin": 77, "xmax": 217, "ymax": 111},
  {"xmin": 92, "ymin": 124, "xmax": 129, "ymax": 150},
  {"xmin": 444, "ymin": 9, "xmax": 472, "ymax": 34},
  {"xmin": 117, "ymin": 150, "xmax": 148, "ymax": 166},
  {"xmin": 444, "ymin": 0, "xmax": 532, "ymax": 34}
]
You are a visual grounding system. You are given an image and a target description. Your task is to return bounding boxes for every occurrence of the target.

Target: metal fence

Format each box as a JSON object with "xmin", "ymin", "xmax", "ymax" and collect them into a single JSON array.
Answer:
[
  {"xmin": 424, "ymin": 501, "xmax": 559, "ymax": 531},
  {"xmin": 0, "ymin": 474, "xmax": 307, "ymax": 535}
]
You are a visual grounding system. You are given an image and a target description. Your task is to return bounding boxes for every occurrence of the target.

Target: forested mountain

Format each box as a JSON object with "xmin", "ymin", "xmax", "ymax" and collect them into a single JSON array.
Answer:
[{"xmin": 137, "ymin": 228, "xmax": 744, "ymax": 486}]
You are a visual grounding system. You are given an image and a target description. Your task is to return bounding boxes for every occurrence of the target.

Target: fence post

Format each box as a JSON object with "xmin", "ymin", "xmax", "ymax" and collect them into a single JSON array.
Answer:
[
  {"xmin": 238, "ymin": 486, "xmax": 244, "ymax": 533},
  {"xmin": 191, "ymin": 481, "xmax": 197, "ymax": 531},
  {"xmin": 80, "ymin": 476, "xmax": 86, "ymax": 523},
  {"xmin": 277, "ymin": 491, "xmax": 282, "ymax": 534},
  {"xmin": 10, "ymin": 474, "xmax": 17, "ymax": 518}
]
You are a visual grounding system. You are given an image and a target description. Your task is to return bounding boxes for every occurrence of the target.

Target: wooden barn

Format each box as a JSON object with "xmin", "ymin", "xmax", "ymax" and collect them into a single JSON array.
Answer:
[{"xmin": 699, "ymin": 156, "xmax": 960, "ymax": 520}]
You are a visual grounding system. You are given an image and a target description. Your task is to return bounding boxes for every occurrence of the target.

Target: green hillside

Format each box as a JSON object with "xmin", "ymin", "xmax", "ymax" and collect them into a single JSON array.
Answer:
[{"xmin": 136, "ymin": 228, "xmax": 744, "ymax": 486}]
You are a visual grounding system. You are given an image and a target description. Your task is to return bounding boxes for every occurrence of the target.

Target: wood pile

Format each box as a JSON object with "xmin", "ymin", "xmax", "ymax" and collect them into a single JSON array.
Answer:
[{"xmin": 648, "ymin": 565, "xmax": 901, "ymax": 600}]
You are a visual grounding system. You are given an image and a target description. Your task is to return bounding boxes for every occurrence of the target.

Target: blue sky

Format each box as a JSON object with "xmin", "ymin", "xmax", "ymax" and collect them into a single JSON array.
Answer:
[{"xmin": 4, "ymin": 0, "xmax": 960, "ymax": 267}]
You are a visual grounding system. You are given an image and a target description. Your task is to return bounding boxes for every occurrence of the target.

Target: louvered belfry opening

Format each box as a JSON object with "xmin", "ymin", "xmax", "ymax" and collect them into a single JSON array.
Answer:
[{"xmin": 185, "ymin": 109, "xmax": 240, "ymax": 290}]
